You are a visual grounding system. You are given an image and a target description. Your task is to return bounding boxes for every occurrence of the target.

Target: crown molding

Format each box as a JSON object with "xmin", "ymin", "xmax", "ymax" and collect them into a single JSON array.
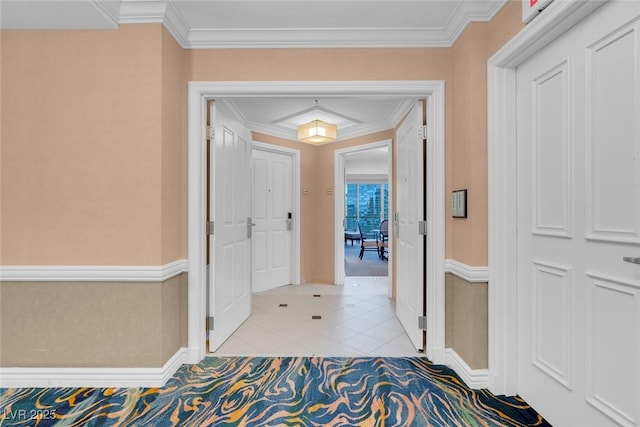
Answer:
[
  {"xmin": 0, "ymin": 259, "xmax": 188, "ymax": 282},
  {"xmin": 117, "ymin": 0, "xmax": 508, "ymax": 49},
  {"xmin": 388, "ymin": 98, "xmax": 418, "ymax": 128},
  {"xmin": 160, "ymin": 1, "xmax": 190, "ymax": 47},
  {"xmin": 118, "ymin": 0, "xmax": 167, "ymax": 24},
  {"xmin": 444, "ymin": 0, "xmax": 507, "ymax": 46},
  {"xmin": 186, "ymin": 27, "xmax": 459, "ymax": 49},
  {"xmin": 89, "ymin": 0, "xmax": 121, "ymax": 27}
]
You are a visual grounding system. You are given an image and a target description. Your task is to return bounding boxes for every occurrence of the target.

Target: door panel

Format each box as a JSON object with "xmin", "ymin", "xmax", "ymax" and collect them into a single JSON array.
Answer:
[
  {"xmin": 208, "ymin": 100, "xmax": 252, "ymax": 352},
  {"xmin": 516, "ymin": 2, "xmax": 640, "ymax": 425},
  {"xmin": 251, "ymin": 149, "xmax": 293, "ymax": 292},
  {"xmin": 395, "ymin": 101, "xmax": 425, "ymax": 351}
]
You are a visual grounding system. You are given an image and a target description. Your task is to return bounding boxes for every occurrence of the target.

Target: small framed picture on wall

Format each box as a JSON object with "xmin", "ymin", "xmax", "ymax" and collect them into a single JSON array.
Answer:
[{"xmin": 452, "ymin": 189, "xmax": 467, "ymax": 218}]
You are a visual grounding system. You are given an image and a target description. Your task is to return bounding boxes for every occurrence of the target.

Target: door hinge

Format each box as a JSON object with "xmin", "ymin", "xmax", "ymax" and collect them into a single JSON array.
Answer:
[
  {"xmin": 207, "ymin": 316, "xmax": 214, "ymax": 331},
  {"xmin": 418, "ymin": 220, "xmax": 427, "ymax": 236},
  {"xmin": 206, "ymin": 125, "xmax": 215, "ymax": 141},
  {"xmin": 419, "ymin": 125, "xmax": 428, "ymax": 140},
  {"xmin": 207, "ymin": 221, "xmax": 214, "ymax": 236},
  {"xmin": 418, "ymin": 316, "xmax": 427, "ymax": 331}
]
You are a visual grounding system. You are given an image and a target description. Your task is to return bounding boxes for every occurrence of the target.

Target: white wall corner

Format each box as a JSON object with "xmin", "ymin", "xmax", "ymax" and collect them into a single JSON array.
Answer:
[
  {"xmin": 445, "ymin": 348, "xmax": 490, "ymax": 390},
  {"xmin": 0, "ymin": 347, "xmax": 187, "ymax": 389},
  {"xmin": 444, "ymin": 259, "xmax": 489, "ymax": 283}
]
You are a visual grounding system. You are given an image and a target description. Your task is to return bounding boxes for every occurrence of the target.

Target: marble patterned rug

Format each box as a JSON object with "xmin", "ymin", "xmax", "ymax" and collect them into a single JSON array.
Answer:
[{"xmin": 0, "ymin": 357, "xmax": 550, "ymax": 426}]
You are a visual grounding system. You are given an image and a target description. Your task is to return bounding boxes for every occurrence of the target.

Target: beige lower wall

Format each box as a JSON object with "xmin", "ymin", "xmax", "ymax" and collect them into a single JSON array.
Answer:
[
  {"xmin": 445, "ymin": 273, "xmax": 488, "ymax": 369},
  {"xmin": 0, "ymin": 273, "xmax": 187, "ymax": 368}
]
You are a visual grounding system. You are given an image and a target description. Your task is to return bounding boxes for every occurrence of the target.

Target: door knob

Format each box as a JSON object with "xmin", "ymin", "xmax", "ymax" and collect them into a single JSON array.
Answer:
[{"xmin": 623, "ymin": 257, "xmax": 640, "ymax": 265}]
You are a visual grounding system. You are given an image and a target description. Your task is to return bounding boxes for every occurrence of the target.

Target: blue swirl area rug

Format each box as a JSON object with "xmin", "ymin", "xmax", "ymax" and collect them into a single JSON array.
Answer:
[{"xmin": 0, "ymin": 357, "xmax": 551, "ymax": 426}]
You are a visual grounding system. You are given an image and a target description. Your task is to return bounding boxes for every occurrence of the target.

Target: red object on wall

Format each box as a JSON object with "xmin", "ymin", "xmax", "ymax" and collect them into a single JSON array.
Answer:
[{"xmin": 530, "ymin": 0, "xmax": 538, "ymax": 6}]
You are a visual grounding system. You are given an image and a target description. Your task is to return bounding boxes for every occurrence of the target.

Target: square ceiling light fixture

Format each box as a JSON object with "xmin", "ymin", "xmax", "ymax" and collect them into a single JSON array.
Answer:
[{"xmin": 297, "ymin": 120, "xmax": 338, "ymax": 145}]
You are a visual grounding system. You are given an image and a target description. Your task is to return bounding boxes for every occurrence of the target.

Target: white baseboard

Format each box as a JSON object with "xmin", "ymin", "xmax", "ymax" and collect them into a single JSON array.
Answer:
[
  {"xmin": 444, "ymin": 259, "xmax": 489, "ymax": 283},
  {"xmin": 0, "ymin": 347, "xmax": 187, "ymax": 388},
  {"xmin": 428, "ymin": 346, "xmax": 448, "ymax": 365},
  {"xmin": 0, "ymin": 259, "xmax": 188, "ymax": 282},
  {"xmin": 445, "ymin": 348, "xmax": 489, "ymax": 390}
]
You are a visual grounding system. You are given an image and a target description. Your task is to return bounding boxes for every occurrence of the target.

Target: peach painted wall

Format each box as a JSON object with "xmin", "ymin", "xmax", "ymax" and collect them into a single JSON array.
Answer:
[
  {"xmin": 189, "ymin": 48, "xmax": 452, "ymax": 82},
  {"xmin": 252, "ymin": 131, "xmax": 393, "ymax": 284},
  {"xmin": 1, "ymin": 25, "xmax": 165, "ymax": 265},
  {"xmin": 161, "ymin": 28, "xmax": 188, "ymax": 264},
  {"xmin": 0, "ymin": 28, "xmax": 3, "ymax": 266},
  {"xmin": 448, "ymin": 1, "xmax": 524, "ymax": 266},
  {"xmin": 1, "ymin": 3, "xmax": 523, "ymax": 269},
  {"xmin": 0, "ymin": 25, "xmax": 188, "ymax": 266}
]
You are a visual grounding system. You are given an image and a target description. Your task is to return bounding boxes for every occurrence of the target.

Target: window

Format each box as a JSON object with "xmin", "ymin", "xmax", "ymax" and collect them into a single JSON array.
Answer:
[{"xmin": 345, "ymin": 182, "xmax": 388, "ymax": 235}]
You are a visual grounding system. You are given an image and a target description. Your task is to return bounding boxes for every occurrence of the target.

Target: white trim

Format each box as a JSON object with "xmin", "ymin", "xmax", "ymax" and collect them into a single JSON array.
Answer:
[
  {"xmin": 0, "ymin": 259, "xmax": 188, "ymax": 282},
  {"xmin": 188, "ymin": 81, "xmax": 446, "ymax": 368},
  {"xmin": 334, "ymin": 139, "xmax": 393, "ymax": 293},
  {"xmin": 185, "ymin": 27, "xmax": 474, "ymax": 49},
  {"xmin": 445, "ymin": 348, "xmax": 490, "ymax": 390},
  {"xmin": 118, "ymin": 1, "xmax": 506, "ymax": 49},
  {"xmin": 487, "ymin": 0, "xmax": 608, "ymax": 396},
  {"xmin": 0, "ymin": 347, "xmax": 187, "ymax": 388},
  {"xmin": 444, "ymin": 259, "xmax": 489, "ymax": 283},
  {"xmin": 425, "ymin": 85, "xmax": 447, "ymax": 365},
  {"xmin": 89, "ymin": 0, "xmax": 120, "ymax": 27},
  {"xmin": 251, "ymin": 141, "xmax": 302, "ymax": 286}
]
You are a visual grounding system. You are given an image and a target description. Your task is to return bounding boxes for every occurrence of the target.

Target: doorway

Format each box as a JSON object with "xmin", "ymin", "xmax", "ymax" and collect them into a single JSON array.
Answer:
[
  {"xmin": 188, "ymin": 81, "xmax": 446, "ymax": 366},
  {"xmin": 344, "ymin": 179, "xmax": 390, "ymax": 277},
  {"xmin": 513, "ymin": 2, "xmax": 638, "ymax": 425},
  {"xmin": 336, "ymin": 142, "xmax": 392, "ymax": 287},
  {"xmin": 488, "ymin": 1, "xmax": 640, "ymax": 423},
  {"xmin": 251, "ymin": 142, "xmax": 301, "ymax": 293}
]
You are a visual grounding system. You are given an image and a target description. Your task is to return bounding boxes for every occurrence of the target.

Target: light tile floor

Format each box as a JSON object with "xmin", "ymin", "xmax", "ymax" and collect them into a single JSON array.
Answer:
[{"xmin": 213, "ymin": 276, "xmax": 423, "ymax": 357}]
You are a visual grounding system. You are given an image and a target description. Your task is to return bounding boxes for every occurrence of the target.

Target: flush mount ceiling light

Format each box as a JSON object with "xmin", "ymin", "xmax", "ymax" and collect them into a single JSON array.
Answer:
[
  {"xmin": 296, "ymin": 99, "xmax": 338, "ymax": 145},
  {"xmin": 297, "ymin": 119, "xmax": 338, "ymax": 145}
]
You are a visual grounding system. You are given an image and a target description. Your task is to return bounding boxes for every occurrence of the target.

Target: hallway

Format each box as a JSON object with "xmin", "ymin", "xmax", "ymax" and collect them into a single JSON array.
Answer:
[{"xmin": 213, "ymin": 277, "xmax": 420, "ymax": 357}]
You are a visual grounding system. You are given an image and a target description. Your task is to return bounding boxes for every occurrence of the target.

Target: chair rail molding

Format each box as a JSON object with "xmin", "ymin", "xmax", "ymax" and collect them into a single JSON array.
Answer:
[
  {"xmin": 444, "ymin": 259, "xmax": 489, "ymax": 283},
  {"xmin": 0, "ymin": 259, "xmax": 188, "ymax": 282}
]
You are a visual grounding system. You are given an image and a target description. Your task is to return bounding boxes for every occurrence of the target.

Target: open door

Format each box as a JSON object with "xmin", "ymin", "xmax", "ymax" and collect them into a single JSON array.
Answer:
[
  {"xmin": 208, "ymin": 100, "xmax": 252, "ymax": 352},
  {"xmin": 395, "ymin": 101, "xmax": 425, "ymax": 351}
]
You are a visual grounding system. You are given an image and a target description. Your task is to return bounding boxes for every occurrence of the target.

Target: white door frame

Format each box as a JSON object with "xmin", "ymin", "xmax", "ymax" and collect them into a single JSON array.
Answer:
[
  {"xmin": 187, "ymin": 81, "xmax": 445, "ymax": 365},
  {"xmin": 252, "ymin": 140, "xmax": 301, "ymax": 287},
  {"xmin": 487, "ymin": 0, "xmax": 607, "ymax": 395},
  {"xmin": 334, "ymin": 139, "xmax": 393, "ymax": 296}
]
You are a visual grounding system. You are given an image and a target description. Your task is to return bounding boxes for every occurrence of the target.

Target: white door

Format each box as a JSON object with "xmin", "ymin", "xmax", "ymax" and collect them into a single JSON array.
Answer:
[
  {"xmin": 208, "ymin": 100, "xmax": 252, "ymax": 352},
  {"xmin": 395, "ymin": 101, "xmax": 425, "ymax": 351},
  {"xmin": 516, "ymin": 2, "xmax": 640, "ymax": 425},
  {"xmin": 251, "ymin": 148, "xmax": 293, "ymax": 292}
]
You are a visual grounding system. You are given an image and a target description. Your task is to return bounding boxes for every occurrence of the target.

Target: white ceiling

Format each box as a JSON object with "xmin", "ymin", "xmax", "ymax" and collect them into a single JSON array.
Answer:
[
  {"xmin": 1, "ymin": 0, "xmax": 507, "ymax": 141},
  {"xmin": 227, "ymin": 98, "xmax": 415, "ymax": 141}
]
